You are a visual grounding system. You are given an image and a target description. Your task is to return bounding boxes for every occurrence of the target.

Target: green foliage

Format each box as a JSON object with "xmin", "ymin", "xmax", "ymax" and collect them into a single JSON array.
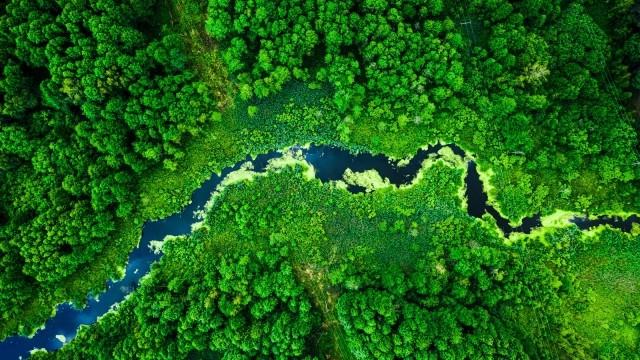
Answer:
[
  {"xmin": 40, "ymin": 163, "xmax": 630, "ymax": 359},
  {"xmin": 43, "ymin": 178, "xmax": 327, "ymax": 359},
  {"xmin": 558, "ymin": 228, "xmax": 640, "ymax": 358},
  {"xmin": 3, "ymin": 0, "xmax": 640, "ymax": 357},
  {"xmin": 206, "ymin": 0, "xmax": 464, "ymax": 126},
  {"xmin": 0, "ymin": 0, "xmax": 218, "ymax": 336},
  {"xmin": 205, "ymin": 0, "xmax": 640, "ymax": 222}
]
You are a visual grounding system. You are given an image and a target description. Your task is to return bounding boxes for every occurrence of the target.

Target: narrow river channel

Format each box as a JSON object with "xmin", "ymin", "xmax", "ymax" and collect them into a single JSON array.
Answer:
[{"xmin": 2, "ymin": 143, "xmax": 638, "ymax": 359}]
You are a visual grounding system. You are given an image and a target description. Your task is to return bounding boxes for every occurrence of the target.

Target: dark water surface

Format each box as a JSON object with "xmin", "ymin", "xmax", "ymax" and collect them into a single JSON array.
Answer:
[
  {"xmin": 1, "ymin": 144, "xmax": 637, "ymax": 359},
  {"xmin": 571, "ymin": 214, "xmax": 639, "ymax": 232}
]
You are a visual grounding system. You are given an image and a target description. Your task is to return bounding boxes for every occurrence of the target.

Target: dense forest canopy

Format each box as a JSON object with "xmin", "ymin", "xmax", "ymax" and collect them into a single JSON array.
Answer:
[
  {"xmin": 0, "ymin": 0, "xmax": 219, "ymax": 336},
  {"xmin": 33, "ymin": 163, "xmax": 640, "ymax": 359},
  {"xmin": 207, "ymin": 0, "xmax": 640, "ymax": 220},
  {"xmin": 1, "ymin": 0, "xmax": 640, "ymax": 358}
]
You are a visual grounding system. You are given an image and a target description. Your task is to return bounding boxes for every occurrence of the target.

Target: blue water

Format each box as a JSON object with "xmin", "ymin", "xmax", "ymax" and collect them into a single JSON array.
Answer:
[
  {"xmin": 1, "ymin": 144, "xmax": 637, "ymax": 359},
  {"xmin": 1, "ymin": 240, "xmax": 159, "ymax": 359},
  {"xmin": 0, "ymin": 151, "xmax": 281, "ymax": 359}
]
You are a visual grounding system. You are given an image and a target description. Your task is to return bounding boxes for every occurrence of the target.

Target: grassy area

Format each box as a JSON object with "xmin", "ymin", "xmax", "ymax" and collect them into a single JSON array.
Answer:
[{"xmin": 569, "ymin": 228, "xmax": 640, "ymax": 356}]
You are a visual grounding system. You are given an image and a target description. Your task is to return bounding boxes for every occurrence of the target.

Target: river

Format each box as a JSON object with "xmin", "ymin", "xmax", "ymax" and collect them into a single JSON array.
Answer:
[{"xmin": 1, "ymin": 143, "xmax": 637, "ymax": 359}]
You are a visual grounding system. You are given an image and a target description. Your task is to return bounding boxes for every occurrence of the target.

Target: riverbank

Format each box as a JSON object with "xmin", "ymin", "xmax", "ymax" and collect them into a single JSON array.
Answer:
[
  {"xmin": 30, "ymin": 146, "xmax": 640, "ymax": 359},
  {"xmin": 6, "ymin": 142, "xmax": 639, "ymax": 359}
]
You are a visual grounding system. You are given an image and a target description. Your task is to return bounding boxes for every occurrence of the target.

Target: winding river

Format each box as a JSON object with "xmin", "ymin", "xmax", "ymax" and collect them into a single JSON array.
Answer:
[{"xmin": 2, "ymin": 143, "xmax": 638, "ymax": 359}]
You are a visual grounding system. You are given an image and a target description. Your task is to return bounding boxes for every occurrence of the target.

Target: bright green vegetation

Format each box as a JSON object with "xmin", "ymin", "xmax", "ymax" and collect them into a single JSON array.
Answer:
[
  {"xmin": 0, "ymin": 0, "xmax": 225, "ymax": 336},
  {"xmin": 564, "ymin": 228, "xmax": 640, "ymax": 357},
  {"xmin": 0, "ymin": 0, "xmax": 332, "ymax": 337},
  {"xmin": 207, "ymin": 0, "xmax": 640, "ymax": 221},
  {"xmin": 139, "ymin": 80, "xmax": 336, "ymax": 220},
  {"xmin": 0, "ymin": 0, "xmax": 339, "ymax": 334},
  {"xmin": 2, "ymin": 0, "xmax": 640, "ymax": 357},
  {"xmin": 34, "ymin": 161, "xmax": 640, "ymax": 359}
]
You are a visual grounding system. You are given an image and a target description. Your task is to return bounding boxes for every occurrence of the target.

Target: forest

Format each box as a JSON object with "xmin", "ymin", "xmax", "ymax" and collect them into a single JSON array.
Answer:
[
  {"xmin": 1, "ymin": 0, "xmax": 639, "ymax": 358},
  {"xmin": 206, "ymin": 0, "xmax": 640, "ymax": 220},
  {"xmin": 33, "ymin": 162, "xmax": 640, "ymax": 359},
  {"xmin": 0, "ymin": 0, "xmax": 223, "ymax": 337}
]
